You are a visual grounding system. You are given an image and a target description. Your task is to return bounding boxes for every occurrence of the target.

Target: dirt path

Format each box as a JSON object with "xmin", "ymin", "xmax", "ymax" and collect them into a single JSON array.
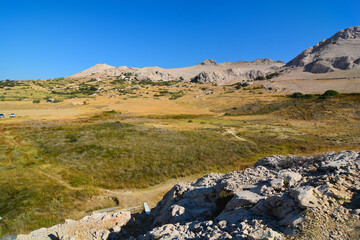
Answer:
[
  {"xmin": 32, "ymin": 168, "xmax": 201, "ymax": 209},
  {"xmin": 99, "ymin": 175, "xmax": 203, "ymax": 209},
  {"xmin": 32, "ymin": 169, "xmax": 83, "ymax": 191},
  {"xmin": 225, "ymin": 128, "xmax": 254, "ymax": 143}
]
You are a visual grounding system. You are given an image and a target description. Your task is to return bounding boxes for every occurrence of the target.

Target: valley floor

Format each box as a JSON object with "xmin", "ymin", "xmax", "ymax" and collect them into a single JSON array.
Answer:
[{"xmin": 0, "ymin": 80, "xmax": 360, "ymax": 237}]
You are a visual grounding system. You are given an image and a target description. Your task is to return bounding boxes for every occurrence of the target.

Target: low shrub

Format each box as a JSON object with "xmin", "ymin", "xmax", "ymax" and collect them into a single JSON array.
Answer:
[
  {"xmin": 255, "ymin": 76, "xmax": 266, "ymax": 81},
  {"xmin": 290, "ymin": 92, "xmax": 304, "ymax": 98},
  {"xmin": 319, "ymin": 90, "xmax": 339, "ymax": 99},
  {"xmin": 169, "ymin": 91, "xmax": 184, "ymax": 100},
  {"xmin": 235, "ymin": 82, "xmax": 249, "ymax": 89},
  {"xmin": 266, "ymin": 72, "xmax": 279, "ymax": 79}
]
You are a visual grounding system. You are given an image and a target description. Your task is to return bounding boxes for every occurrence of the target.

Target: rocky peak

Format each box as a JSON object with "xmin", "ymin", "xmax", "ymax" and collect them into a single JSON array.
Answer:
[
  {"xmin": 331, "ymin": 26, "xmax": 360, "ymax": 41},
  {"xmin": 89, "ymin": 63, "xmax": 114, "ymax": 70},
  {"xmin": 285, "ymin": 26, "xmax": 360, "ymax": 73},
  {"xmin": 314, "ymin": 26, "xmax": 360, "ymax": 50},
  {"xmin": 68, "ymin": 63, "xmax": 115, "ymax": 78},
  {"xmin": 252, "ymin": 58, "xmax": 279, "ymax": 65},
  {"xmin": 198, "ymin": 59, "xmax": 218, "ymax": 66}
]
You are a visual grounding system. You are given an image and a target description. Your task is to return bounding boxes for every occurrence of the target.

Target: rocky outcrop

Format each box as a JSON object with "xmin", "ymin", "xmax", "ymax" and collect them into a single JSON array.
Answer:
[
  {"xmin": 16, "ymin": 211, "xmax": 131, "ymax": 240},
  {"xmin": 252, "ymin": 58, "xmax": 284, "ymax": 65},
  {"xmin": 286, "ymin": 26, "xmax": 360, "ymax": 73},
  {"xmin": 190, "ymin": 60, "xmax": 283, "ymax": 83},
  {"xmin": 190, "ymin": 69, "xmax": 265, "ymax": 83},
  {"xmin": 137, "ymin": 150, "xmax": 360, "ymax": 239},
  {"xmin": 198, "ymin": 59, "xmax": 219, "ymax": 66}
]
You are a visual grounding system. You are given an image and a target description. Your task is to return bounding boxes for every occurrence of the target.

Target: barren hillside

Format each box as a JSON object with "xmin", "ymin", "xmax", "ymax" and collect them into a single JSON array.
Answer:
[
  {"xmin": 286, "ymin": 26, "xmax": 360, "ymax": 73},
  {"xmin": 69, "ymin": 58, "xmax": 284, "ymax": 83}
]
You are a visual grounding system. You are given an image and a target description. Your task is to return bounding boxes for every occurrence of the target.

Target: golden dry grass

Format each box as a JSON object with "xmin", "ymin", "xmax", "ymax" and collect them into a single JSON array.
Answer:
[{"xmin": 1, "ymin": 79, "xmax": 359, "ymax": 237}]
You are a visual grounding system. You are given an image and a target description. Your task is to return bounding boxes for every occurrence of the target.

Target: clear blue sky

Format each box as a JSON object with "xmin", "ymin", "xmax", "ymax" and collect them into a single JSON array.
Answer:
[{"xmin": 0, "ymin": 0, "xmax": 359, "ymax": 80}]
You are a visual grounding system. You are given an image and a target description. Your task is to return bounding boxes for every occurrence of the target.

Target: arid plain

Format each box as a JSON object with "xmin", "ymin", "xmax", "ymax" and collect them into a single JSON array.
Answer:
[{"xmin": 1, "ymin": 75, "xmax": 360, "ymax": 237}]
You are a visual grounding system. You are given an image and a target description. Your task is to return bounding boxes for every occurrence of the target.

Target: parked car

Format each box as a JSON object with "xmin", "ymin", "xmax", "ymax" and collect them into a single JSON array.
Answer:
[
  {"xmin": 10, "ymin": 113, "xmax": 15, "ymax": 118},
  {"xmin": 0, "ymin": 113, "xmax": 4, "ymax": 118}
]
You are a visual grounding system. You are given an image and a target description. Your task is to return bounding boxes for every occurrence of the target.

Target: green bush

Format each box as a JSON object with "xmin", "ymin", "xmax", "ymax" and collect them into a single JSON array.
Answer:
[
  {"xmin": 159, "ymin": 90, "xmax": 169, "ymax": 95},
  {"xmin": 290, "ymin": 92, "xmax": 304, "ymax": 98},
  {"xmin": 289, "ymin": 92, "xmax": 315, "ymax": 99},
  {"xmin": 255, "ymin": 76, "xmax": 266, "ymax": 81},
  {"xmin": 319, "ymin": 90, "xmax": 339, "ymax": 99},
  {"xmin": 323, "ymin": 90, "xmax": 339, "ymax": 96},
  {"xmin": 33, "ymin": 99, "xmax": 40, "ymax": 103},
  {"xmin": 303, "ymin": 94, "xmax": 314, "ymax": 99},
  {"xmin": 266, "ymin": 72, "xmax": 279, "ymax": 79},
  {"xmin": 235, "ymin": 82, "xmax": 249, "ymax": 89}
]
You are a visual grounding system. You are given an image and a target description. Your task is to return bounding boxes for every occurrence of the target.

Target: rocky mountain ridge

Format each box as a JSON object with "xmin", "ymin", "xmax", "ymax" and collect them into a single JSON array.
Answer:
[
  {"xmin": 68, "ymin": 26, "xmax": 360, "ymax": 83},
  {"xmin": 68, "ymin": 58, "xmax": 284, "ymax": 83},
  {"xmin": 285, "ymin": 26, "xmax": 360, "ymax": 73},
  {"xmin": 12, "ymin": 150, "xmax": 360, "ymax": 240}
]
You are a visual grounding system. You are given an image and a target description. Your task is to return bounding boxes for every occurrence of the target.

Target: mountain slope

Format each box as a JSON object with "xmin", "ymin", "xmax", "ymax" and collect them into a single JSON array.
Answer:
[
  {"xmin": 68, "ymin": 58, "xmax": 284, "ymax": 83},
  {"xmin": 190, "ymin": 59, "xmax": 284, "ymax": 83},
  {"xmin": 286, "ymin": 26, "xmax": 360, "ymax": 73}
]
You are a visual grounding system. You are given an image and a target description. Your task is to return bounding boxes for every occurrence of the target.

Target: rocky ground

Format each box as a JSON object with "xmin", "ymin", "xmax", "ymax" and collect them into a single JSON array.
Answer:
[
  {"xmin": 15, "ymin": 212, "xmax": 130, "ymax": 240},
  {"xmin": 7, "ymin": 150, "xmax": 360, "ymax": 240}
]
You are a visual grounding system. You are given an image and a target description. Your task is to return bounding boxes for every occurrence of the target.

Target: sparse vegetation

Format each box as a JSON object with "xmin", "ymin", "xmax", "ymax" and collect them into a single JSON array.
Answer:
[
  {"xmin": 169, "ymin": 90, "xmax": 185, "ymax": 100},
  {"xmin": 0, "ymin": 80, "xmax": 22, "ymax": 88},
  {"xmin": 0, "ymin": 79, "xmax": 359, "ymax": 238},
  {"xmin": 136, "ymin": 80, "xmax": 180, "ymax": 86},
  {"xmin": 266, "ymin": 72, "xmax": 279, "ymax": 79},
  {"xmin": 235, "ymin": 82, "xmax": 249, "ymax": 89}
]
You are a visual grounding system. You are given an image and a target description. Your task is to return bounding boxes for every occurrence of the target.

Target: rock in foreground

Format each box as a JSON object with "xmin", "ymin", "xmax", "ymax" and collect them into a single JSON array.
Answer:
[
  {"xmin": 139, "ymin": 150, "xmax": 360, "ymax": 240},
  {"xmin": 16, "ymin": 211, "xmax": 131, "ymax": 240}
]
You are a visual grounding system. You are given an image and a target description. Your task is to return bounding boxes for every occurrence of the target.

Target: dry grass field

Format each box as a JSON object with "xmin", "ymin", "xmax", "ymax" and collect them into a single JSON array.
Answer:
[{"xmin": 1, "ymin": 78, "xmax": 360, "ymax": 237}]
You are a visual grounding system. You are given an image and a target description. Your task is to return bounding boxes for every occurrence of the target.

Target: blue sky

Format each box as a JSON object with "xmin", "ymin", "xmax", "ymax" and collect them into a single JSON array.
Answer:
[{"xmin": 0, "ymin": 0, "xmax": 359, "ymax": 80}]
